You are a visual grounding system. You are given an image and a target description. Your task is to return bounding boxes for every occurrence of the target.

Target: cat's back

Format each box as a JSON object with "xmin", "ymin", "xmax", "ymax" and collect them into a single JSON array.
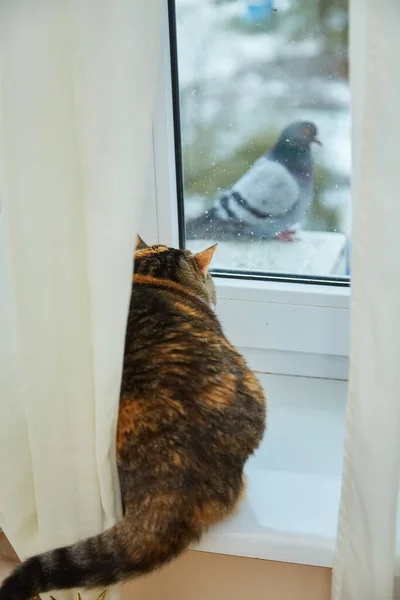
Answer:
[
  {"xmin": 118, "ymin": 269, "xmax": 266, "ymax": 481},
  {"xmin": 121, "ymin": 275, "xmax": 265, "ymax": 420},
  {"xmin": 122, "ymin": 278, "xmax": 225, "ymax": 394}
]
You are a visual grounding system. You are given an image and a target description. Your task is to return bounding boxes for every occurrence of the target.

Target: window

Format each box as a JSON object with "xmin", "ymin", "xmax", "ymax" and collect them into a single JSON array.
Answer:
[
  {"xmin": 141, "ymin": 0, "xmax": 350, "ymax": 381},
  {"xmin": 140, "ymin": 0, "xmax": 351, "ymax": 567},
  {"xmin": 172, "ymin": 0, "xmax": 350, "ymax": 283}
]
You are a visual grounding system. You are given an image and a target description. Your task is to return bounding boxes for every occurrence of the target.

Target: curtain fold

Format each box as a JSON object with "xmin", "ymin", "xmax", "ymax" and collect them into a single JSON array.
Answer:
[
  {"xmin": 332, "ymin": 1, "xmax": 400, "ymax": 599},
  {"xmin": 0, "ymin": 2, "xmax": 162, "ymax": 599}
]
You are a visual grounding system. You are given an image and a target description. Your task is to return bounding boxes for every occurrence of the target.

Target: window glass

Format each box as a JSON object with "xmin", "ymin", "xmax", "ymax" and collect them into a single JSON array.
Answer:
[{"xmin": 172, "ymin": 0, "xmax": 350, "ymax": 281}]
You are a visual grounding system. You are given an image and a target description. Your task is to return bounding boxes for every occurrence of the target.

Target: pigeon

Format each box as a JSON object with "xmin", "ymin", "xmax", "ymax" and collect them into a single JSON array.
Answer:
[{"xmin": 186, "ymin": 121, "xmax": 321, "ymax": 242}]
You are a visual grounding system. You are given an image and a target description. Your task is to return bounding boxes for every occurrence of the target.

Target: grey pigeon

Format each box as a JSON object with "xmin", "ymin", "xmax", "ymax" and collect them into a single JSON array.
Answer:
[{"xmin": 186, "ymin": 121, "xmax": 321, "ymax": 242}]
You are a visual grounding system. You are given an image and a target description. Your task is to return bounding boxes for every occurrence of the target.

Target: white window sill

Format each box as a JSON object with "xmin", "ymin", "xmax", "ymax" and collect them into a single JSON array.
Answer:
[
  {"xmin": 186, "ymin": 230, "xmax": 347, "ymax": 277},
  {"xmin": 191, "ymin": 373, "xmax": 347, "ymax": 568}
]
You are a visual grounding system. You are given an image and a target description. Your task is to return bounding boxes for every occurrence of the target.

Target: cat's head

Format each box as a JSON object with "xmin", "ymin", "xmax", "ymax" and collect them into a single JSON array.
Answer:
[{"xmin": 134, "ymin": 236, "xmax": 218, "ymax": 306}]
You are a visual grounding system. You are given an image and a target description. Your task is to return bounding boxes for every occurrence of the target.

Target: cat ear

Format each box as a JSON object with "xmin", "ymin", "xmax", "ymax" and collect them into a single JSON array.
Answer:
[
  {"xmin": 194, "ymin": 244, "xmax": 218, "ymax": 276},
  {"xmin": 136, "ymin": 235, "xmax": 148, "ymax": 250}
]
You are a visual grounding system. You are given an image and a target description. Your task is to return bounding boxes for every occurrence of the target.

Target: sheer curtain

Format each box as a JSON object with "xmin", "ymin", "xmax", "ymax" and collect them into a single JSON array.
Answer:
[
  {"xmin": 0, "ymin": 2, "xmax": 162, "ymax": 599},
  {"xmin": 332, "ymin": 1, "xmax": 400, "ymax": 599}
]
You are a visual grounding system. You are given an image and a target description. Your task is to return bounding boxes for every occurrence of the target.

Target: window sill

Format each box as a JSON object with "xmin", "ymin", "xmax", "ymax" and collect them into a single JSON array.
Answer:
[
  {"xmin": 186, "ymin": 231, "xmax": 347, "ymax": 278},
  {"xmin": 191, "ymin": 373, "xmax": 347, "ymax": 568}
]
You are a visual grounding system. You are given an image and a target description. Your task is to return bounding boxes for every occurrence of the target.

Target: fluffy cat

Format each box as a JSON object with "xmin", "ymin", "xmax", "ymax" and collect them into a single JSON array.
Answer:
[{"xmin": 0, "ymin": 238, "xmax": 266, "ymax": 600}]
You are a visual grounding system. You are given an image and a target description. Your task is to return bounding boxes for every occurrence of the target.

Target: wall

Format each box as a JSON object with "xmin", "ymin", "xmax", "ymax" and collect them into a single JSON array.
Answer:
[
  {"xmin": 124, "ymin": 550, "xmax": 332, "ymax": 600},
  {"xmin": 0, "ymin": 532, "xmax": 332, "ymax": 599},
  {"xmin": 0, "ymin": 531, "xmax": 19, "ymax": 585}
]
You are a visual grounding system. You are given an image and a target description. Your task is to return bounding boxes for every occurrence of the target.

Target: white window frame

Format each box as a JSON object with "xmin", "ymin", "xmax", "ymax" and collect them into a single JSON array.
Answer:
[{"xmin": 141, "ymin": 4, "xmax": 350, "ymax": 382}]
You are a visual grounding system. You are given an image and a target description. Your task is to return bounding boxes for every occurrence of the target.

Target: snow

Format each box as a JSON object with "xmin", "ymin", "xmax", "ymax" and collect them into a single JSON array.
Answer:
[
  {"xmin": 187, "ymin": 231, "xmax": 346, "ymax": 277},
  {"xmin": 280, "ymin": 38, "xmax": 323, "ymax": 59}
]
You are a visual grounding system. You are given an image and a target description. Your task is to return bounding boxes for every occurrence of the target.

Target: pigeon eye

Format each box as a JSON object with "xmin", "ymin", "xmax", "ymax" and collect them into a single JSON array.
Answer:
[{"xmin": 304, "ymin": 127, "xmax": 311, "ymax": 136}]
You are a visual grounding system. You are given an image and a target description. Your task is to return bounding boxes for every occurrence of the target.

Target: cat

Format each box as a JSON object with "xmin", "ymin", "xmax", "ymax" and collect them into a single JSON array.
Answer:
[{"xmin": 0, "ymin": 237, "xmax": 267, "ymax": 600}]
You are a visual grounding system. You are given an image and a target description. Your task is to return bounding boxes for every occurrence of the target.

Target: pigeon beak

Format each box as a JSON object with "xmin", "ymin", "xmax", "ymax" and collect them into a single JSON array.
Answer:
[{"xmin": 313, "ymin": 137, "xmax": 322, "ymax": 146}]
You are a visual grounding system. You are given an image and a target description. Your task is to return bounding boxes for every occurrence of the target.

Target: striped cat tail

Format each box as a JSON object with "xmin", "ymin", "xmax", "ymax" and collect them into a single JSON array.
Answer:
[{"xmin": 0, "ymin": 501, "xmax": 195, "ymax": 600}]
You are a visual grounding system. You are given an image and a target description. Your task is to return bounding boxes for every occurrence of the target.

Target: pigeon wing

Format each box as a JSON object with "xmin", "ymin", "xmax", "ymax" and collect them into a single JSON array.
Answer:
[{"xmin": 231, "ymin": 157, "xmax": 300, "ymax": 222}]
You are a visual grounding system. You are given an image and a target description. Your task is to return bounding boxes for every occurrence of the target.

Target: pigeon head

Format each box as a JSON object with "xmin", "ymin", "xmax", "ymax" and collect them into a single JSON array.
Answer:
[
  {"xmin": 275, "ymin": 121, "xmax": 321, "ymax": 151},
  {"xmin": 268, "ymin": 121, "xmax": 321, "ymax": 172}
]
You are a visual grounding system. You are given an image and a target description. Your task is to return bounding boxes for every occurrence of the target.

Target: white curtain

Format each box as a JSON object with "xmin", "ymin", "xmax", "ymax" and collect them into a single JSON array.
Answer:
[
  {"xmin": 332, "ymin": 1, "xmax": 400, "ymax": 599},
  {"xmin": 0, "ymin": 2, "xmax": 162, "ymax": 599}
]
